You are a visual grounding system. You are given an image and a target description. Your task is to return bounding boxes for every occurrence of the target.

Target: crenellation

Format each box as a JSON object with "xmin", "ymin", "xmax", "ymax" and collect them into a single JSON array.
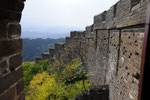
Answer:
[
  {"xmin": 93, "ymin": 0, "xmax": 148, "ymax": 30},
  {"xmin": 86, "ymin": 25, "xmax": 93, "ymax": 33},
  {"xmin": 35, "ymin": 57, "xmax": 42, "ymax": 63},
  {"xmin": 54, "ymin": 42, "xmax": 65, "ymax": 58},
  {"xmin": 55, "ymin": 42, "xmax": 65, "ymax": 51},
  {"xmin": 42, "ymin": 52, "xmax": 50, "ymax": 60},
  {"xmin": 94, "ymin": 11, "xmax": 106, "ymax": 29},
  {"xmin": 76, "ymin": 31, "xmax": 86, "ymax": 38},
  {"xmin": 70, "ymin": 31, "xmax": 77, "ymax": 38},
  {"xmin": 49, "ymin": 48, "xmax": 55, "ymax": 57},
  {"xmin": 70, "ymin": 31, "xmax": 86, "ymax": 39},
  {"xmin": 49, "ymin": 48, "xmax": 56, "ymax": 61},
  {"xmin": 65, "ymin": 37, "xmax": 71, "ymax": 44}
]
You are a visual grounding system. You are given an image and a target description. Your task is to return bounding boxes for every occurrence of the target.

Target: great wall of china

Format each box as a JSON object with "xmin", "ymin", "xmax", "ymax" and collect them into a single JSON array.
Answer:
[
  {"xmin": 0, "ymin": 0, "xmax": 148, "ymax": 100},
  {"xmin": 35, "ymin": 0, "xmax": 148, "ymax": 99}
]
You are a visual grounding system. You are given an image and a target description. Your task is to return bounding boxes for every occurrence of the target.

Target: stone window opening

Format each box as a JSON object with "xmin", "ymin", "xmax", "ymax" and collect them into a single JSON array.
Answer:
[
  {"xmin": 102, "ymin": 14, "xmax": 106, "ymax": 22},
  {"xmin": 51, "ymin": 54, "xmax": 54, "ymax": 57},
  {"xmin": 113, "ymin": 3, "xmax": 117, "ymax": 18},
  {"xmin": 131, "ymin": 0, "xmax": 141, "ymax": 11}
]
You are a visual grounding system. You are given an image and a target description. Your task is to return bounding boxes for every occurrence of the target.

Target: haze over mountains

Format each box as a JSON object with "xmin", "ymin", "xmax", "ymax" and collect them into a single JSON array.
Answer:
[
  {"xmin": 22, "ymin": 38, "xmax": 65, "ymax": 61},
  {"xmin": 21, "ymin": 25, "xmax": 84, "ymax": 39},
  {"xmin": 21, "ymin": 25, "xmax": 84, "ymax": 61},
  {"xmin": 21, "ymin": 25, "xmax": 84, "ymax": 62}
]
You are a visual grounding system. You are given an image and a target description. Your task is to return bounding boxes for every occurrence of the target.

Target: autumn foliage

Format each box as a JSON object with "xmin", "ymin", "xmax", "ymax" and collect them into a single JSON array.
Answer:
[{"xmin": 23, "ymin": 59, "xmax": 92, "ymax": 100}]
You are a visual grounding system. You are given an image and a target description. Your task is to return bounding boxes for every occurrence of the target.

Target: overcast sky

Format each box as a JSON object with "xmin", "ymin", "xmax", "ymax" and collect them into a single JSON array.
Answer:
[{"xmin": 21, "ymin": 0, "xmax": 119, "ymax": 31}]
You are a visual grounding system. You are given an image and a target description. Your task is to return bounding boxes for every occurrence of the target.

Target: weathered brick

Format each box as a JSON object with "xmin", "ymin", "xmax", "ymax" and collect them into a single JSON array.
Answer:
[
  {"xmin": 0, "ymin": 60, "xmax": 8, "ymax": 77},
  {"xmin": 8, "ymin": 23, "xmax": 21, "ymax": 38},
  {"xmin": 0, "ymin": 67, "xmax": 23, "ymax": 94},
  {"xmin": 9, "ymin": 53, "xmax": 22, "ymax": 71},
  {"xmin": 0, "ymin": 0, "xmax": 24, "ymax": 12},
  {"xmin": 0, "ymin": 9, "xmax": 22, "ymax": 22},
  {"xmin": 17, "ymin": 92, "xmax": 25, "ymax": 100},
  {"xmin": 0, "ymin": 21, "xmax": 8, "ymax": 40},
  {"xmin": 0, "ymin": 39, "xmax": 22, "ymax": 59},
  {"xmin": 0, "ymin": 86, "xmax": 16, "ymax": 100},
  {"xmin": 16, "ymin": 79, "xmax": 24, "ymax": 95}
]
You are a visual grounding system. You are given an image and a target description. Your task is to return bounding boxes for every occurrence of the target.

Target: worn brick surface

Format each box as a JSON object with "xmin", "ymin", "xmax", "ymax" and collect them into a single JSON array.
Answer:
[
  {"xmin": 42, "ymin": 53, "xmax": 50, "ymax": 60},
  {"xmin": 0, "ymin": 86, "xmax": 16, "ymax": 100},
  {"xmin": 106, "ymin": 30, "xmax": 119, "ymax": 84},
  {"xmin": 0, "ymin": 9, "xmax": 22, "ymax": 22},
  {"xmin": 0, "ymin": 60, "xmax": 8, "ymax": 77},
  {"xmin": 114, "ymin": 28, "xmax": 144, "ymax": 100},
  {"xmin": 0, "ymin": 39, "xmax": 22, "ymax": 59},
  {"xmin": 16, "ymin": 79, "xmax": 24, "ymax": 95},
  {"xmin": 0, "ymin": 0, "xmax": 24, "ymax": 12},
  {"xmin": 8, "ymin": 23, "xmax": 21, "ymax": 38},
  {"xmin": 85, "ymin": 30, "xmax": 109, "ymax": 85},
  {"xmin": 17, "ymin": 92, "xmax": 25, "ymax": 100},
  {"xmin": 9, "ymin": 53, "xmax": 22, "ymax": 71},
  {"xmin": 75, "ymin": 86, "xmax": 109, "ymax": 100},
  {"xmin": 0, "ymin": 0, "xmax": 25, "ymax": 100},
  {"xmin": 0, "ymin": 67, "xmax": 23, "ymax": 94},
  {"xmin": 0, "ymin": 21, "xmax": 8, "ymax": 40}
]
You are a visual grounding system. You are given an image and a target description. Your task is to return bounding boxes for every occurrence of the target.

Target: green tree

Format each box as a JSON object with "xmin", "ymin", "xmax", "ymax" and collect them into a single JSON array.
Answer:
[
  {"xmin": 25, "ymin": 59, "xmax": 93, "ymax": 100},
  {"xmin": 23, "ymin": 60, "xmax": 49, "ymax": 92}
]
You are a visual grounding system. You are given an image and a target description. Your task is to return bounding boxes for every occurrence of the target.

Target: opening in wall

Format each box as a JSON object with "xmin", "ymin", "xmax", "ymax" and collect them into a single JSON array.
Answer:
[
  {"xmin": 131, "ymin": 0, "xmax": 141, "ymax": 10},
  {"xmin": 102, "ymin": 11, "xmax": 106, "ymax": 21},
  {"xmin": 113, "ymin": 3, "xmax": 117, "ymax": 18}
]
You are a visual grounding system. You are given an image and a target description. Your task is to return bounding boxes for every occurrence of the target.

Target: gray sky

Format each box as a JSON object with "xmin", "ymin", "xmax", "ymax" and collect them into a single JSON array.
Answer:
[{"xmin": 21, "ymin": 0, "xmax": 119, "ymax": 31}]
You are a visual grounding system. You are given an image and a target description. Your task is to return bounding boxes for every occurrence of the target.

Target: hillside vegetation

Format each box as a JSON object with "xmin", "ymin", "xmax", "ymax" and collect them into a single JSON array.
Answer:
[
  {"xmin": 23, "ymin": 59, "xmax": 93, "ymax": 100},
  {"xmin": 22, "ymin": 38, "xmax": 65, "ymax": 61}
]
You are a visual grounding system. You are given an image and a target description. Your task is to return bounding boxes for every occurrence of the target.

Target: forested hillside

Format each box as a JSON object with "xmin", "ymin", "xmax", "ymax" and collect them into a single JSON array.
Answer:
[{"xmin": 22, "ymin": 38, "xmax": 65, "ymax": 61}]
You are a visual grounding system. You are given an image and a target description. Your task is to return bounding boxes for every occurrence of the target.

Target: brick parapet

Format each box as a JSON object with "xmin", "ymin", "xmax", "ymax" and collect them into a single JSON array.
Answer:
[
  {"xmin": 0, "ymin": 0, "xmax": 25, "ymax": 99},
  {"xmin": 93, "ymin": 0, "xmax": 148, "ymax": 30},
  {"xmin": 32, "ymin": 0, "xmax": 147, "ymax": 100}
]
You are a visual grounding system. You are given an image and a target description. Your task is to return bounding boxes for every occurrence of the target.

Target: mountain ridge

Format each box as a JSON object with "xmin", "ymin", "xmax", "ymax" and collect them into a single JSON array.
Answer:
[{"xmin": 22, "ymin": 38, "xmax": 65, "ymax": 61}]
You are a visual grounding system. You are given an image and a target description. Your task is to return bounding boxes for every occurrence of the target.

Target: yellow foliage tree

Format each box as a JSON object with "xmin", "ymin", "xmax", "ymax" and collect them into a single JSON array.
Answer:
[
  {"xmin": 25, "ymin": 59, "xmax": 93, "ymax": 100},
  {"xmin": 26, "ymin": 72, "xmax": 56, "ymax": 100}
]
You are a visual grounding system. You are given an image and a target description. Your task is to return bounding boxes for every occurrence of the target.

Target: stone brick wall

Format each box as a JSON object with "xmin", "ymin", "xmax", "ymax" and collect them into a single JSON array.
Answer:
[
  {"xmin": 0, "ymin": 0, "xmax": 25, "ymax": 100},
  {"xmin": 35, "ymin": 1, "xmax": 148, "ymax": 100},
  {"xmin": 36, "ymin": 31, "xmax": 87, "ymax": 63},
  {"xmin": 83, "ymin": 0, "xmax": 147, "ymax": 100},
  {"xmin": 74, "ymin": 85, "xmax": 109, "ymax": 100},
  {"xmin": 0, "ymin": 0, "xmax": 145, "ymax": 99}
]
